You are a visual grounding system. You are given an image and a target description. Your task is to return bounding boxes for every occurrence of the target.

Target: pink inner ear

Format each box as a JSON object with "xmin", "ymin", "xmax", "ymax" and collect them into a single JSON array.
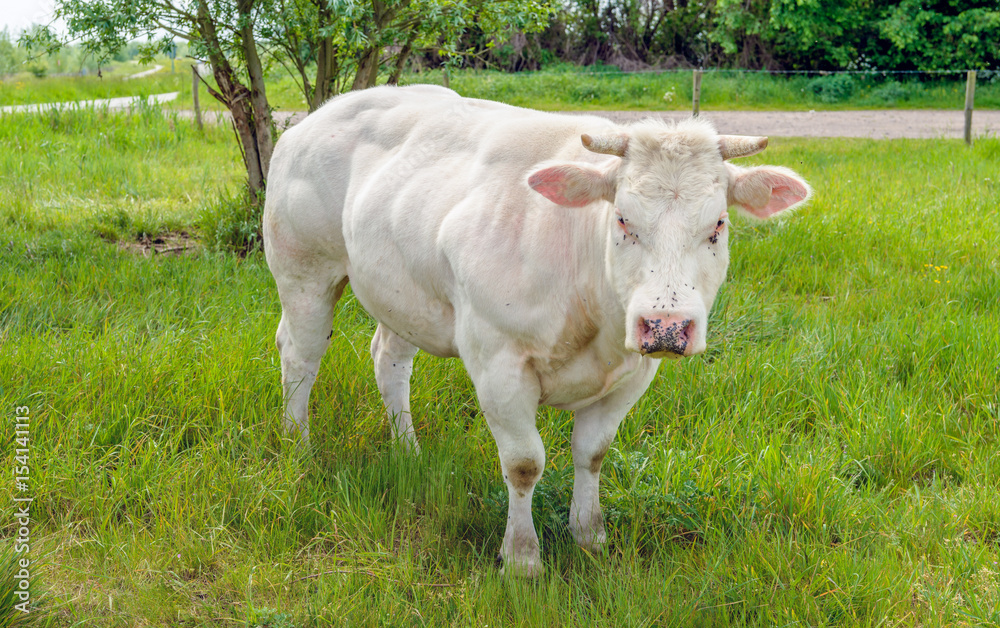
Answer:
[
  {"xmin": 761, "ymin": 178, "xmax": 809, "ymax": 216},
  {"xmin": 739, "ymin": 169, "xmax": 811, "ymax": 218},
  {"xmin": 528, "ymin": 167, "xmax": 593, "ymax": 207}
]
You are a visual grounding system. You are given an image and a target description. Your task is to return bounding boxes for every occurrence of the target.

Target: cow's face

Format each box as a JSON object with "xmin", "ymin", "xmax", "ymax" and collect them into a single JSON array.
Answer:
[{"xmin": 528, "ymin": 119, "xmax": 811, "ymax": 359}]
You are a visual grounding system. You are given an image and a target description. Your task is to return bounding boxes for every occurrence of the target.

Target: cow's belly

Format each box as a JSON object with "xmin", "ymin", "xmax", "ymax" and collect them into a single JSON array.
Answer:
[
  {"xmin": 346, "ymin": 256, "xmax": 458, "ymax": 359},
  {"xmin": 342, "ymin": 153, "xmax": 469, "ymax": 357}
]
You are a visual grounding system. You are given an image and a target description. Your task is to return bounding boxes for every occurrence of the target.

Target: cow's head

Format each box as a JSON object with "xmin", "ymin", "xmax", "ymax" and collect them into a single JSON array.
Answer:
[{"xmin": 528, "ymin": 119, "xmax": 811, "ymax": 359}]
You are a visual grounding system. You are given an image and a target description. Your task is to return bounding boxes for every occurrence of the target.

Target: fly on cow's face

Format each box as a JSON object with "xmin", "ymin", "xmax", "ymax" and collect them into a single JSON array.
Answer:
[
  {"xmin": 708, "ymin": 216, "xmax": 727, "ymax": 245},
  {"xmin": 616, "ymin": 214, "xmax": 633, "ymax": 239},
  {"xmin": 615, "ymin": 208, "xmax": 642, "ymax": 242}
]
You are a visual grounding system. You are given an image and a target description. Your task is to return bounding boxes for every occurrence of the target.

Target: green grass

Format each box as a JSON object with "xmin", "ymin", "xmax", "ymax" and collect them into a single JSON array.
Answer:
[
  {"xmin": 6, "ymin": 61, "xmax": 999, "ymax": 113},
  {"xmin": 405, "ymin": 68, "xmax": 1000, "ymax": 111},
  {"xmin": 0, "ymin": 58, "xmax": 305, "ymax": 115},
  {"xmin": 1, "ymin": 104, "xmax": 999, "ymax": 626},
  {"xmin": 0, "ymin": 60, "xmax": 187, "ymax": 107}
]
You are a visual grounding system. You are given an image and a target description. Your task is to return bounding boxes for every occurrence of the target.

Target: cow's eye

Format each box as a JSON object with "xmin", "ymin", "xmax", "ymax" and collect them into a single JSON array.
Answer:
[
  {"xmin": 615, "ymin": 212, "xmax": 638, "ymax": 242},
  {"xmin": 708, "ymin": 217, "xmax": 726, "ymax": 244},
  {"xmin": 615, "ymin": 211, "xmax": 630, "ymax": 234}
]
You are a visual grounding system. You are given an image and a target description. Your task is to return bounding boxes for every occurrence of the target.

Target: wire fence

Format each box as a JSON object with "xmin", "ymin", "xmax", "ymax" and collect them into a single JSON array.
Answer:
[{"xmin": 514, "ymin": 67, "xmax": 1000, "ymax": 80}]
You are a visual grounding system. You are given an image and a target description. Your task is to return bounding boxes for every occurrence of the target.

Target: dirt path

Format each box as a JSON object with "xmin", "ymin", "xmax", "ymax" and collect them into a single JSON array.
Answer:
[
  {"xmin": 0, "ymin": 92, "xmax": 179, "ymax": 114},
  {"xmin": 124, "ymin": 64, "xmax": 164, "ymax": 80},
  {"xmin": 3, "ymin": 93, "xmax": 996, "ymax": 138}
]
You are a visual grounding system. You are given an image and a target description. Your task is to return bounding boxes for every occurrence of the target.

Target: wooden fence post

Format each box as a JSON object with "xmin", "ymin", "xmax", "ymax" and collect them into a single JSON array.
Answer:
[
  {"xmin": 692, "ymin": 69, "xmax": 702, "ymax": 117},
  {"xmin": 192, "ymin": 65, "xmax": 203, "ymax": 132},
  {"xmin": 964, "ymin": 70, "xmax": 976, "ymax": 145},
  {"xmin": 442, "ymin": 68, "xmax": 450, "ymax": 89}
]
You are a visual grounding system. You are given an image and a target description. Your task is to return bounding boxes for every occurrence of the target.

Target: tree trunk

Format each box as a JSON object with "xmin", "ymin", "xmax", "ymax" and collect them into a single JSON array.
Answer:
[
  {"xmin": 351, "ymin": 46, "xmax": 381, "ymax": 90},
  {"xmin": 350, "ymin": 0, "xmax": 410, "ymax": 90},
  {"xmin": 196, "ymin": 0, "xmax": 267, "ymax": 202},
  {"xmin": 387, "ymin": 36, "xmax": 414, "ymax": 85},
  {"xmin": 296, "ymin": 59, "xmax": 314, "ymax": 112},
  {"xmin": 238, "ymin": 0, "xmax": 274, "ymax": 182},
  {"xmin": 192, "ymin": 65, "xmax": 203, "ymax": 131},
  {"xmin": 309, "ymin": 0, "xmax": 338, "ymax": 111},
  {"xmin": 231, "ymin": 98, "xmax": 266, "ymax": 201},
  {"xmin": 311, "ymin": 36, "xmax": 336, "ymax": 110}
]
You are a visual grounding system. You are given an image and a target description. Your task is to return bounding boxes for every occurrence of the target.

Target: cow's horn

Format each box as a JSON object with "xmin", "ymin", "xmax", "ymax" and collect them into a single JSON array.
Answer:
[
  {"xmin": 718, "ymin": 135, "xmax": 768, "ymax": 160},
  {"xmin": 582, "ymin": 133, "xmax": 628, "ymax": 157}
]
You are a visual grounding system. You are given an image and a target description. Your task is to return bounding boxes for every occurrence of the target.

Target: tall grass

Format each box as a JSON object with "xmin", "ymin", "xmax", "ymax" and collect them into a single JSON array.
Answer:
[
  {"xmin": 403, "ymin": 68, "xmax": 1000, "ymax": 111},
  {"xmin": 1, "ymin": 59, "xmax": 305, "ymax": 114},
  {"xmin": 0, "ymin": 63, "xmax": 187, "ymax": 106},
  {"xmin": 1, "ymin": 105, "xmax": 999, "ymax": 626},
  {"xmin": 6, "ymin": 63, "xmax": 999, "ymax": 113}
]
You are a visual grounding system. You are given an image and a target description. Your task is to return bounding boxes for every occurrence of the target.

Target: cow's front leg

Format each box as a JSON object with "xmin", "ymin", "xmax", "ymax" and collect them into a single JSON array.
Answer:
[
  {"xmin": 370, "ymin": 323, "xmax": 420, "ymax": 452},
  {"xmin": 467, "ymin": 350, "xmax": 545, "ymax": 577},
  {"xmin": 570, "ymin": 359, "xmax": 659, "ymax": 552}
]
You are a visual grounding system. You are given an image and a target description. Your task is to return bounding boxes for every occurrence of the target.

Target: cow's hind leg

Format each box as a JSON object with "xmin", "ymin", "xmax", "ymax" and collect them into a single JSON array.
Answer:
[
  {"xmin": 370, "ymin": 323, "xmax": 420, "ymax": 452},
  {"xmin": 274, "ymin": 273, "xmax": 349, "ymax": 442}
]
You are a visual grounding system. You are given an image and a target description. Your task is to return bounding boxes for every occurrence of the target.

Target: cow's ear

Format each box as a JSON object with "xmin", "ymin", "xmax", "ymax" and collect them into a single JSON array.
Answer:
[
  {"xmin": 528, "ymin": 163, "xmax": 614, "ymax": 207},
  {"xmin": 727, "ymin": 165, "xmax": 812, "ymax": 219}
]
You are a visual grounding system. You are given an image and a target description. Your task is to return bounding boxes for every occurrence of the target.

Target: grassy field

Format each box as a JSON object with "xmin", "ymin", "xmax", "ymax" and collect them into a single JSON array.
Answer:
[
  {"xmin": 404, "ymin": 67, "xmax": 1000, "ymax": 112},
  {"xmin": 0, "ymin": 61, "xmax": 190, "ymax": 106},
  {"xmin": 0, "ymin": 60, "xmax": 301, "ymax": 116},
  {"xmin": 1, "ymin": 103, "xmax": 999, "ymax": 627},
  {"xmin": 4, "ymin": 61, "xmax": 999, "ymax": 113}
]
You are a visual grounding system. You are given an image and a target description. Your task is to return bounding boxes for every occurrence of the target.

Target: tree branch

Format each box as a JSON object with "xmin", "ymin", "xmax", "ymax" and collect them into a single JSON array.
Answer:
[
  {"xmin": 153, "ymin": 0, "xmax": 197, "ymax": 21},
  {"xmin": 154, "ymin": 20, "xmax": 194, "ymax": 40}
]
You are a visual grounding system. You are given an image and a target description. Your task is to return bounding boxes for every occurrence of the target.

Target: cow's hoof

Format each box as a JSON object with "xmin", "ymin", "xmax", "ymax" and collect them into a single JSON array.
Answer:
[
  {"xmin": 570, "ymin": 519, "xmax": 607, "ymax": 553},
  {"xmin": 572, "ymin": 531, "xmax": 607, "ymax": 554},
  {"xmin": 398, "ymin": 435, "xmax": 421, "ymax": 455},
  {"xmin": 282, "ymin": 418, "xmax": 310, "ymax": 446},
  {"xmin": 575, "ymin": 540, "xmax": 606, "ymax": 555},
  {"xmin": 283, "ymin": 428, "xmax": 311, "ymax": 451},
  {"xmin": 498, "ymin": 556, "xmax": 543, "ymax": 578}
]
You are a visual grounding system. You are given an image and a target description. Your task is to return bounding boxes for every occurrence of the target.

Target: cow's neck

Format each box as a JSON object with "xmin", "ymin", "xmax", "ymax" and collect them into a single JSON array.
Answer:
[{"xmin": 576, "ymin": 202, "xmax": 630, "ymax": 355}]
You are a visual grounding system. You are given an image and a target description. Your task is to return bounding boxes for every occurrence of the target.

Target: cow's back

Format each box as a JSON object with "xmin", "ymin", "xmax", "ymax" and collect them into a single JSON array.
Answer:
[
  {"xmin": 265, "ymin": 85, "xmax": 617, "ymax": 358},
  {"xmin": 267, "ymin": 85, "xmax": 614, "ymax": 234},
  {"xmin": 265, "ymin": 86, "xmax": 466, "ymax": 258}
]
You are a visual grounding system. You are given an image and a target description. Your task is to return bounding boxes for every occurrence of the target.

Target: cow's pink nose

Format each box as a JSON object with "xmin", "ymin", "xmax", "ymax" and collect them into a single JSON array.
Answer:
[{"xmin": 638, "ymin": 316, "xmax": 693, "ymax": 356}]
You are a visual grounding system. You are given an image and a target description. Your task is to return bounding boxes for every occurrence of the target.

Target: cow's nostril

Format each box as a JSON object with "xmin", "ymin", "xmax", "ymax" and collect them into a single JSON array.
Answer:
[
  {"xmin": 680, "ymin": 319, "xmax": 694, "ymax": 342},
  {"xmin": 638, "ymin": 317, "xmax": 651, "ymax": 336}
]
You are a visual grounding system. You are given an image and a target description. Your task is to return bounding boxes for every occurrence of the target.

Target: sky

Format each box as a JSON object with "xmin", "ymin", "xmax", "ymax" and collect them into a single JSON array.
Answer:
[{"xmin": 0, "ymin": 0, "xmax": 63, "ymax": 36}]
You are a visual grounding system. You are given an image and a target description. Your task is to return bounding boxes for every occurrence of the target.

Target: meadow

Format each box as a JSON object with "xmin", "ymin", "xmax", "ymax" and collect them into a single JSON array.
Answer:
[
  {"xmin": 0, "ymin": 99, "xmax": 999, "ymax": 627},
  {"xmin": 3, "ymin": 61, "xmax": 999, "ymax": 113}
]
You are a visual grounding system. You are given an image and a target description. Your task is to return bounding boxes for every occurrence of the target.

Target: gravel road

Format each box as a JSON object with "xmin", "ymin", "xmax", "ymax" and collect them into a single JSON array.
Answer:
[
  {"xmin": 578, "ymin": 109, "xmax": 1000, "ymax": 139},
  {"xmin": 266, "ymin": 109, "xmax": 1000, "ymax": 140},
  {"xmin": 267, "ymin": 108, "xmax": 999, "ymax": 139},
  {"xmin": 3, "ymin": 89, "xmax": 996, "ymax": 139},
  {"xmin": 0, "ymin": 92, "xmax": 179, "ymax": 114}
]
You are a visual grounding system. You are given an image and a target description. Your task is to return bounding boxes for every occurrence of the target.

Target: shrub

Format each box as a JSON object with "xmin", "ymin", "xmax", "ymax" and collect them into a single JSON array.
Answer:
[
  {"xmin": 25, "ymin": 62, "xmax": 47, "ymax": 79},
  {"xmin": 197, "ymin": 187, "xmax": 263, "ymax": 255},
  {"xmin": 867, "ymin": 80, "xmax": 911, "ymax": 106},
  {"xmin": 807, "ymin": 74, "xmax": 856, "ymax": 103}
]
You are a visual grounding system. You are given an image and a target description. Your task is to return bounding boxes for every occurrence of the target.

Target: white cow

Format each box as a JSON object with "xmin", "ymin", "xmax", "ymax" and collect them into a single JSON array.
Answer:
[{"xmin": 263, "ymin": 85, "xmax": 811, "ymax": 576}]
